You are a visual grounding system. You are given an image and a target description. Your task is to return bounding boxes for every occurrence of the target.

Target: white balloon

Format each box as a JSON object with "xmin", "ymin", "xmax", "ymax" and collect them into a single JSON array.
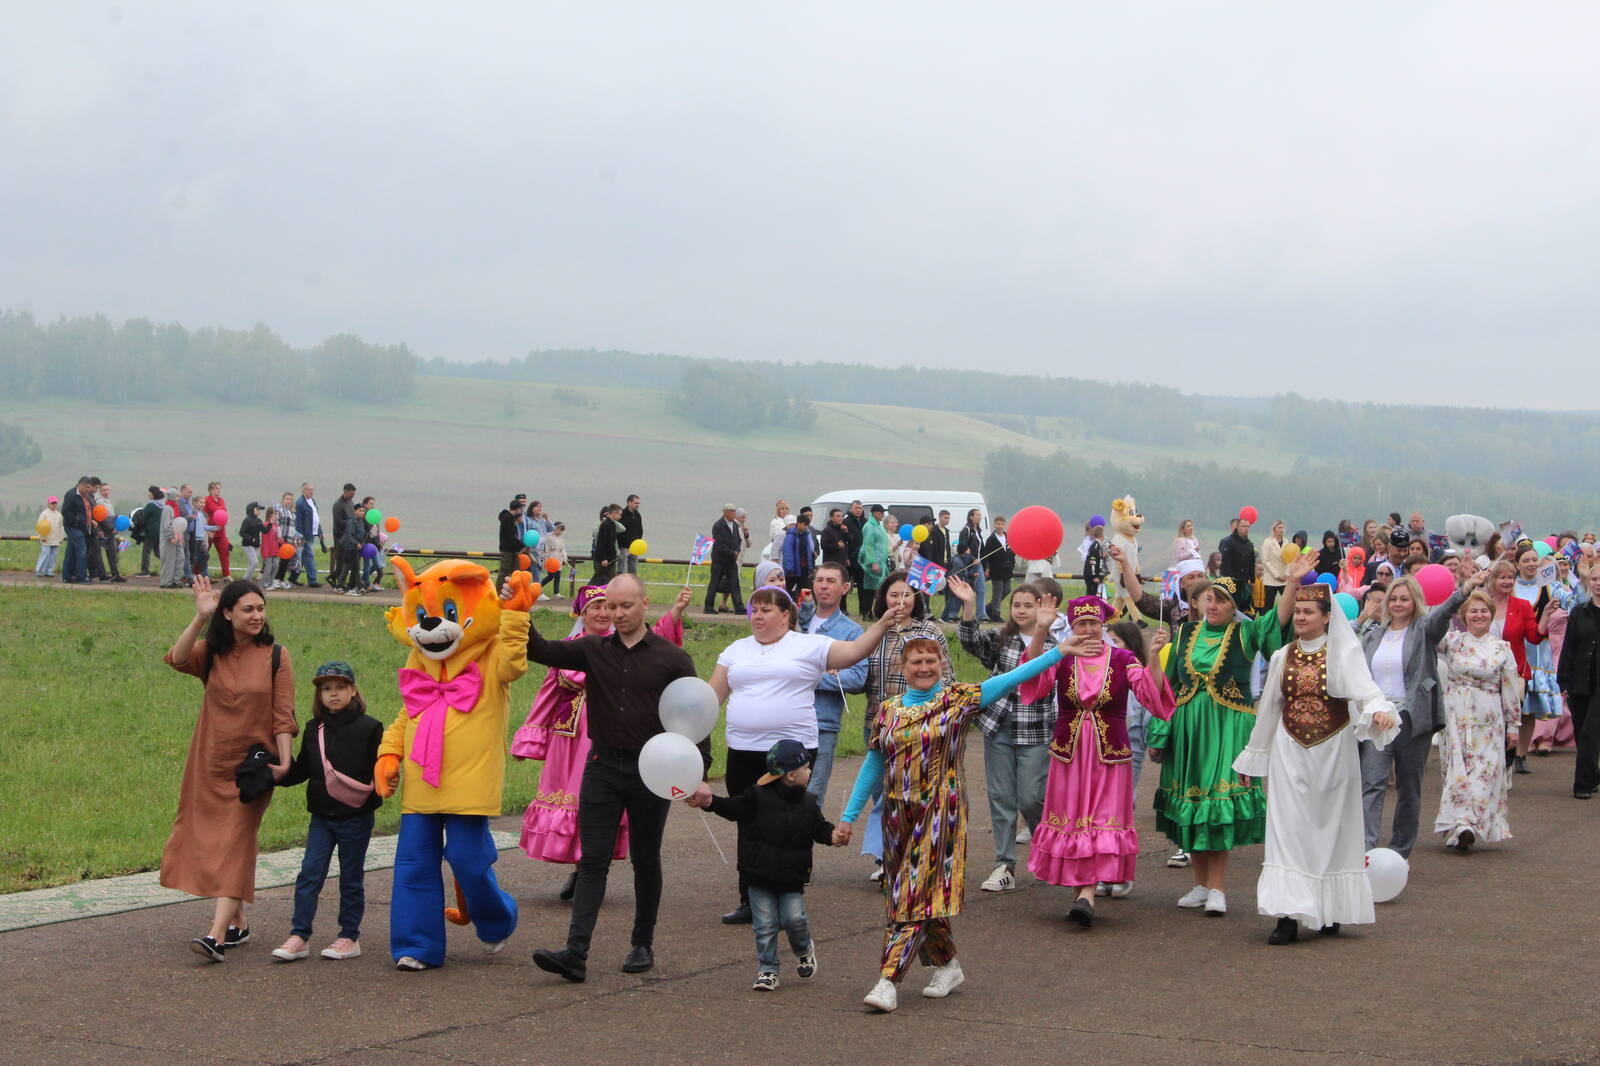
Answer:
[
  {"xmin": 1365, "ymin": 847, "xmax": 1408, "ymax": 903},
  {"xmin": 172, "ymin": 516, "xmax": 188, "ymax": 535},
  {"xmin": 658, "ymin": 676, "xmax": 720, "ymax": 743},
  {"xmin": 638, "ymin": 732, "xmax": 704, "ymax": 800}
]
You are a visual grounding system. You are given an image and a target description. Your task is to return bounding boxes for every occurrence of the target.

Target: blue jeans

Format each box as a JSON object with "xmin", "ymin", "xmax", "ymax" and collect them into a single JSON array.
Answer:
[
  {"xmin": 361, "ymin": 554, "xmax": 382, "ymax": 587},
  {"xmin": 943, "ymin": 559, "xmax": 984, "ymax": 620},
  {"xmin": 1127, "ymin": 697, "xmax": 1151, "ymax": 792},
  {"xmin": 300, "ymin": 541, "xmax": 320, "ymax": 585},
  {"xmin": 62, "ymin": 528, "xmax": 87, "ymax": 583},
  {"xmin": 35, "ymin": 543, "xmax": 58, "ymax": 576},
  {"xmin": 291, "ymin": 811, "xmax": 375, "ymax": 940},
  {"xmin": 806, "ymin": 730, "xmax": 840, "ymax": 805},
  {"xmin": 747, "ymin": 884, "xmax": 811, "ymax": 974}
]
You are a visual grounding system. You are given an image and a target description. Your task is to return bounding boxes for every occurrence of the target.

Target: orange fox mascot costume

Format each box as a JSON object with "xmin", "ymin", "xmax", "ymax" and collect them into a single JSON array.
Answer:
[{"xmin": 375, "ymin": 557, "xmax": 537, "ymax": 970}]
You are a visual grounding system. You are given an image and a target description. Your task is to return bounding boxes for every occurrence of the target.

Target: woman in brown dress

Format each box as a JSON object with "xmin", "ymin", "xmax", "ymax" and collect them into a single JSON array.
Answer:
[{"xmin": 162, "ymin": 576, "xmax": 297, "ymax": 961}]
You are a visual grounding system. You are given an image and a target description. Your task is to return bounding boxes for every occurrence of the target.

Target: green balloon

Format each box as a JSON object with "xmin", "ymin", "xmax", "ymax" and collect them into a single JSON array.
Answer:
[{"xmin": 365, "ymin": 508, "xmax": 383, "ymax": 526}]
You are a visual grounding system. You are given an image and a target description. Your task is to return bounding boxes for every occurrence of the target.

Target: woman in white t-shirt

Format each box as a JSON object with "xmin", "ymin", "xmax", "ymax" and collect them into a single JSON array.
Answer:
[{"xmin": 708, "ymin": 583, "xmax": 907, "ymax": 923}]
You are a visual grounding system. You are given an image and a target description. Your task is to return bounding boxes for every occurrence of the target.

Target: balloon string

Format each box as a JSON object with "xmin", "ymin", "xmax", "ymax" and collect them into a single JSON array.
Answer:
[{"xmin": 698, "ymin": 808, "xmax": 729, "ymax": 865}]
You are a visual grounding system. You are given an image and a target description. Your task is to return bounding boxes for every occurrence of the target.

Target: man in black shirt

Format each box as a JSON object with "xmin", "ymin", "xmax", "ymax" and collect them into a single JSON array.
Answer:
[
  {"xmin": 1218, "ymin": 518, "xmax": 1257, "ymax": 614},
  {"xmin": 845, "ymin": 500, "xmax": 867, "ymax": 615},
  {"xmin": 619, "ymin": 494, "xmax": 645, "ymax": 575},
  {"xmin": 524, "ymin": 574, "xmax": 703, "ymax": 982},
  {"xmin": 819, "ymin": 508, "xmax": 851, "ymax": 568}
]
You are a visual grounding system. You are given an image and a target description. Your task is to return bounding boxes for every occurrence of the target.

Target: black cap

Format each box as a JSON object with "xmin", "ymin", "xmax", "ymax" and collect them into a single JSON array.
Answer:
[
  {"xmin": 757, "ymin": 739, "xmax": 810, "ymax": 785},
  {"xmin": 1389, "ymin": 528, "xmax": 1411, "ymax": 548},
  {"xmin": 870, "ymin": 503, "xmax": 885, "ymax": 514},
  {"xmin": 313, "ymin": 660, "xmax": 357, "ymax": 685}
]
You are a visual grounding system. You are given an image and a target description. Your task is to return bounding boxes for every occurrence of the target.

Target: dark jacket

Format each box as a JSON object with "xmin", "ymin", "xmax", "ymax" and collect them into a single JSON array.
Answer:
[
  {"xmin": 61, "ymin": 488, "xmax": 90, "ymax": 534},
  {"xmin": 712, "ymin": 515, "xmax": 743, "ymax": 560},
  {"xmin": 240, "ymin": 513, "xmax": 265, "ymax": 549},
  {"xmin": 132, "ymin": 500, "xmax": 162, "ymax": 544},
  {"xmin": 844, "ymin": 512, "xmax": 865, "ymax": 558},
  {"xmin": 707, "ymin": 781, "xmax": 835, "ymax": 891},
  {"xmin": 498, "ymin": 509, "xmax": 523, "ymax": 553},
  {"xmin": 294, "ymin": 494, "xmax": 321, "ymax": 542},
  {"xmin": 619, "ymin": 506, "xmax": 644, "ymax": 548},
  {"xmin": 1082, "ymin": 539, "xmax": 1109, "ymax": 597},
  {"xmin": 279, "ymin": 706, "xmax": 384, "ymax": 818},
  {"xmin": 819, "ymin": 520, "xmax": 851, "ymax": 566},
  {"xmin": 592, "ymin": 517, "xmax": 620, "ymax": 564},
  {"xmin": 983, "ymin": 532, "xmax": 1015, "ymax": 581},
  {"xmin": 1559, "ymin": 598, "xmax": 1600, "ymax": 696},
  {"xmin": 236, "ymin": 743, "xmax": 277, "ymax": 804},
  {"xmin": 782, "ymin": 525, "xmax": 817, "ymax": 579},
  {"xmin": 920, "ymin": 525, "xmax": 951, "ymax": 568},
  {"xmin": 332, "ymin": 495, "xmax": 356, "ymax": 540},
  {"xmin": 1217, "ymin": 531, "xmax": 1256, "ymax": 610}
]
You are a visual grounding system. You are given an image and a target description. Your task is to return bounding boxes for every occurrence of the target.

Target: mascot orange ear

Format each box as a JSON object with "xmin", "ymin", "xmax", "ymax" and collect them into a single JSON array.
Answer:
[
  {"xmin": 448, "ymin": 567, "xmax": 489, "ymax": 589},
  {"xmin": 391, "ymin": 555, "xmax": 418, "ymax": 592}
]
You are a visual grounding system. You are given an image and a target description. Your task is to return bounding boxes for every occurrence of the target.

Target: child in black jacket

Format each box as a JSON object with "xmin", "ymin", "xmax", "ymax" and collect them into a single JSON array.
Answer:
[
  {"xmin": 689, "ymin": 739, "xmax": 839, "ymax": 991},
  {"xmin": 271, "ymin": 661, "xmax": 383, "ymax": 962}
]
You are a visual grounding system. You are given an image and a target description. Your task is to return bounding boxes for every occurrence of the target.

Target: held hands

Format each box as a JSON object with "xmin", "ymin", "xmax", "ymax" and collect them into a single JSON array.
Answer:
[
  {"xmin": 191, "ymin": 575, "xmax": 219, "ymax": 621},
  {"xmin": 832, "ymin": 822, "xmax": 854, "ymax": 847},
  {"xmin": 682, "ymin": 782, "xmax": 713, "ymax": 808},
  {"xmin": 1147, "ymin": 747, "xmax": 1163, "ymax": 764},
  {"xmin": 374, "ymin": 753, "xmax": 402, "ymax": 799},
  {"xmin": 1371, "ymin": 710, "xmax": 1398, "ymax": 733}
]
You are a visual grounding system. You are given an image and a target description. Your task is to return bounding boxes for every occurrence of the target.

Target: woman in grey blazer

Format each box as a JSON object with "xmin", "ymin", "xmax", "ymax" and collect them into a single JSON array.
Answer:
[{"xmin": 1357, "ymin": 569, "xmax": 1487, "ymax": 857}]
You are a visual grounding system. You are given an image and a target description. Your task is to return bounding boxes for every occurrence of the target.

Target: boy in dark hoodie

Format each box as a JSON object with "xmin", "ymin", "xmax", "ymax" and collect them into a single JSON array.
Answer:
[
  {"xmin": 688, "ymin": 739, "xmax": 839, "ymax": 991},
  {"xmin": 272, "ymin": 662, "xmax": 384, "ymax": 962},
  {"xmin": 239, "ymin": 502, "xmax": 267, "ymax": 583}
]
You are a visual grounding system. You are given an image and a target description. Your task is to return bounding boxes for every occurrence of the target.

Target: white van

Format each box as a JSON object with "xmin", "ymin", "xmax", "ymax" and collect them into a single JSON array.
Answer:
[{"xmin": 809, "ymin": 490, "xmax": 990, "ymax": 533}]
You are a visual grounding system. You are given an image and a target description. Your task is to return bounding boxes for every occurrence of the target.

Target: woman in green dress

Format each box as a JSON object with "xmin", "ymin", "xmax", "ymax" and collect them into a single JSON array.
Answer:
[{"xmin": 1146, "ymin": 552, "xmax": 1314, "ymax": 916}]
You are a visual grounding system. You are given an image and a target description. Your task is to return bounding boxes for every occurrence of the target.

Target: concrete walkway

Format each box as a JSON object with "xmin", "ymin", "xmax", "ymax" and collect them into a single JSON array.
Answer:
[{"xmin": 3, "ymin": 746, "xmax": 1598, "ymax": 1066}]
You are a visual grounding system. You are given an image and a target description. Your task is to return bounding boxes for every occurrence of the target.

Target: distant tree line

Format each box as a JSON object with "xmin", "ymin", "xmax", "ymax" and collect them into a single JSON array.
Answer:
[
  {"xmin": 0, "ymin": 310, "xmax": 415, "ymax": 408},
  {"xmin": 984, "ymin": 446, "xmax": 1599, "ymax": 543},
  {"xmin": 0, "ymin": 422, "xmax": 41, "ymax": 477},
  {"xmin": 672, "ymin": 363, "xmax": 816, "ymax": 433}
]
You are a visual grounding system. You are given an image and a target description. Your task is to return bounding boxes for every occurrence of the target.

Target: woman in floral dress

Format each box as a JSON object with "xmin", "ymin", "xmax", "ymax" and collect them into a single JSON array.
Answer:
[{"xmin": 1435, "ymin": 588, "xmax": 1523, "ymax": 851}]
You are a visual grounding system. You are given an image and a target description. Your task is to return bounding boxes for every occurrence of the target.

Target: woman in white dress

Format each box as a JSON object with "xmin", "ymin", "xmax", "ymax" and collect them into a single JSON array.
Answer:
[
  {"xmin": 1233, "ymin": 583, "xmax": 1399, "ymax": 945},
  {"xmin": 1434, "ymin": 588, "xmax": 1523, "ymax": 851}
]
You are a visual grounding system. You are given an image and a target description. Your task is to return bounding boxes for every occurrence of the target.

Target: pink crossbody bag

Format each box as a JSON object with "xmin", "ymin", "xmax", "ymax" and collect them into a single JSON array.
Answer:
[{"xmin": 317, "ymin": 724, "xmax": 375, "ymax": 808}]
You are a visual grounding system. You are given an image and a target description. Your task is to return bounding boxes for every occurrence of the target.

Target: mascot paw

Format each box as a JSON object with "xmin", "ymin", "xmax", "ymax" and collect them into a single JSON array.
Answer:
[
  {"xmin": 502, "ymin": 570, "xmax": 538, "ymax": 612},
  {"xmin": 374, "ymin": 753, "xmax": 402, "ymax": 799}
]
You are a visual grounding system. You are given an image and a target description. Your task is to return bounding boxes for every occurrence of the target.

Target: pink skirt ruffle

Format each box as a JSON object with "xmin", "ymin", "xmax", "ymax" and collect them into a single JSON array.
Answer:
[
  {"xmin": 1027, "ymin": 753, "xmax": 1139, "ymax": 888},
  {"xmin": 518, "ymin": 728, "xmax": 627, "ymax": 864}
]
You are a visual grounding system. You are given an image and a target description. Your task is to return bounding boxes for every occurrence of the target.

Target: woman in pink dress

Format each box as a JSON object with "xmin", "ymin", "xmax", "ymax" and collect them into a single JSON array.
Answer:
[
  {"xmin": 512, "ymin": 583, "xmax": 691, "ymax": 898},
  {"xmin": 1019, "ymin": 595, "xmax": 1174, "ymax": 927}
]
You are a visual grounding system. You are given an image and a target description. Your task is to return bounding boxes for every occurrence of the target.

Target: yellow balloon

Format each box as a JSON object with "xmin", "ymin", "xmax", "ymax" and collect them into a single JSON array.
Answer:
[
  {"xmin": 629, "ymin": 539, "xmax": 648, "ymax": 557},
  {"xmin": 1159, "ymin": 642, "xmax": 1172, "ymax": 671},
  {"xmin": 35, "ymin": 519, "xmax": 51, "ymax": 537},
  {"xmin": 1281, "ymin": 544, "xmax": 1299, "ymax": 565},
  {"xmin": 911, "ymin": 525, "xmax": 930, "ymax": 544}
]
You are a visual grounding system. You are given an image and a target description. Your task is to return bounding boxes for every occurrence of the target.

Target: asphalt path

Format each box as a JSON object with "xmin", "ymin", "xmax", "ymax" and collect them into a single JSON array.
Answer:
[{"xmin": 3, "ymin": 736, "xmax": 1597, "ymax": 1066}]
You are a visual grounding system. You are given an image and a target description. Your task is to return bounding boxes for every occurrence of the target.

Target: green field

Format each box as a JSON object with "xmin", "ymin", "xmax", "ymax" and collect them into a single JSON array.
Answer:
[{"xmin": 0, "ymin": 585, "xmax": 990, "ymax": 894}]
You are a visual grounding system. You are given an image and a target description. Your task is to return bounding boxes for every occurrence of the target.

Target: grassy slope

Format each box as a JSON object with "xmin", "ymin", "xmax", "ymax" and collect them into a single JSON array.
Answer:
[{"xmin": 0, "ymin": 585, "xmax": 989, "ymax": 893}]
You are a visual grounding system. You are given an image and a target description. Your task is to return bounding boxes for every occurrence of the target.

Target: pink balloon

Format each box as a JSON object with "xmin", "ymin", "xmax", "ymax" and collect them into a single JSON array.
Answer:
[
  {"xmin": 212, "ymin": 509, "xmax": 227, "ymax": 525},
  {"xmin": 1545, "ymin": 536, "xmax": 1559, "ymax": 550},
  {"xmin": 1414, "ymin": 563, "xmax": 1454, "ymax": 606},
  {"xmin": 379, "ymin": 531, "xmax": 389, "ymax": 543}
]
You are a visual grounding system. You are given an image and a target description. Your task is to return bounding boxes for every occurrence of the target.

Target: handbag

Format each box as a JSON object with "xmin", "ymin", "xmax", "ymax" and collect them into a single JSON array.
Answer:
[{"xmin": 317, "ymin": 723, "xmax": 375, "ymax": 808}]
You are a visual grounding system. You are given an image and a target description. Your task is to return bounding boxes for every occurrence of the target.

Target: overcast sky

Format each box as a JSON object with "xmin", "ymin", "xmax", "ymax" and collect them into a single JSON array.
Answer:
[{"xmin": 4, "ymin": 3, "xmax": 1596, "ymax": 408}]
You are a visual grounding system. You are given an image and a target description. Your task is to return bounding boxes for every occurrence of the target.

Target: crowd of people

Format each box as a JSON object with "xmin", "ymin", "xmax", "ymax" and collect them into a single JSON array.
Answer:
[{"xmin": 137, "ymin": 492, "xmax": 1600, "ymax": 1016}]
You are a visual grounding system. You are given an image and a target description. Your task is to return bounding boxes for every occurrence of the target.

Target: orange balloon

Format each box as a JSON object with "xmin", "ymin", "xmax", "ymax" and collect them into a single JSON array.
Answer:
[
  {"xmin": 92, "ymin": 504, "xmax": 109, "ymax": 521},
  {"xmin": 543, "ymin": 557, "xmax": 561, "ymax": 573},
  {"xmin": 384, "ymin": 516, "xmax": 400, "ymax": 533},
  {"xmin": 278, "ymin": 543, "xmax": 296, "ymax": 560},
  {"xmin": 518, "ymin": 553, "xmax": 531, "ymax": 570}
]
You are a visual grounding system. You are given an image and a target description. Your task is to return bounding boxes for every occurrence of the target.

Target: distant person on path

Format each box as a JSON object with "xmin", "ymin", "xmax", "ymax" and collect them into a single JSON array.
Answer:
[
  {"xmin": 954, "ymin": 508, "xmax": 986, "ymax": 624},
  {"xmin": 83, "ymin": 477, "xmax": 108, "ymax": 582},
  {"xmin": 295, "ymin": 482, "xmax": 324, "ymax": 588},
  {"xmin": 34, "ymin": 495, "xmax": 63, "ymax": 577},
  {"xmin": 1261, "ymin": 520, "xmax": 1289, "ymax": 609},
  {"xmin": 819, "ymin": 508, "xmax": 851, "ymax": 571},
  {"xmin": 498, "ymin": 497, "xmax": 526, "ymax": 586},
  {"xmin": 845, "ymin": 501, "xmax": 867, "ymax": 608},
  {"xmin": 202, "ymin": 481, "xmax": 232, "ymax": 579},
  {"xmin": 619, "ymin": 494, "xmax": 644, "ymax": 574},
  {"xmin": 591, "ymin": 503, "xmax": 623, "ymax": 585},
  {"xmin": 1218, "ymin": 518, "xmax": 1256, "ymax": 613},
  {"xmin": 857, "ymin": 504, "xmax": 891, "ymax": 618},
  {"xmin": 705, "ymin": 504, "xmax": 746, "ymax": 614},
  {"xmin": 330, "ymin": 484, "xmax": 358, "ymax": 589},
  {"xmin": 162, "ymin": 576, "xmax": 296, "ymax": 962},
  {"xmin": 543, "ymin": 522, "xmax": 569, "ymax": 598},
  {"xmin": 239, "ymin": 502, "xmax": 267, "ymax": 583},
  {"xmin": 58, "ymin": 476, "xmax": 92, "ymax": 584},
  {"xmin": 336, "ymin": 501, "xmax": 369, "ymax": 596},
  {"xmin": 271, "ymin": 661, "xmax": 382, "ymax": 963},
  {"xmin": 983, "ymin": 515, "xmax": 1015, "ymax": 623},
  {"xmin": 96, "ymin": 480, "xmax": 127, "ymax": 582},
  {"xmin": 158, "ymin": 489, "xmax": 189, "ymax": 589},
  {"xmin": 769, "ymin": 500, "xmax": 791, "ymax": 560},
  {"xmin": 272, "ymin": 491, "xmax": 301, "ymax": 588},
  {"xmin": 1172, "ymin": 519, "xmax": 1202, "ymax": 564},
  {"xmin": 526, "ymin": 501, "xmax": 555, "ymax": 570},
  {"xmin": 524, "ymin": 574, "xmax": 703, "ymax": 984},
  {"xmin": 133, "ymin": 486, "xmax": 164, "ymax": 576},
  {"xmin": 781, "ymin": 511, "xmax": 817, "ymax": 601},
  {"xmin": 1081, "ymin": 518, "xmax": 1109, "ymax": 599}
]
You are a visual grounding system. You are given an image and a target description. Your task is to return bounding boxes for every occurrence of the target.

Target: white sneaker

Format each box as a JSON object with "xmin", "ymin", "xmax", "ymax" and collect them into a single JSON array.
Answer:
[
  {"xmin": 863, "ymin": 977, "xmax": 899, "ymax": 1012},
  {"xmin": 922, "ymin": 958, "xmax": 965, "ymax": 998},
  {"xmin": 1167, "ymin": 849, "xmax": 1192, "ymax": 868},
  {"xmin": 320, "ymin": 938, "xmax": 361, "ymax": 960},
  {"xmin": 1176, "ymin": 885, "xmax": 1209, "ymax": 909},
  {"xmin": 1094, "ymin": 882, "xmax": 1110, "ymax": 897},
  {"xmin": 980, "ymin": 864, "xmax": 1015, "ymax": 892},
  {"xmin": 868, "ymin": 863, "xmax": 884, "ymax": 883},
  {"xmin": 271, "ymin": 936, "xmax": 309, "ymax": 962},
  {"xmin": 1204, "ymin": 889, "xmax": 1227, "ymax": 916},
  {"xmin": 1015, "ymin": 825, "xmax": 1033, "ymax": 844},
  {"xmin": 483, "ymin": 938, "xmax": 510, "ymax": 955},
  {"xmin": 395, "ymin": 956, "xmax": 428, "ymax": 971},
  {"xmin": 1109, "ymin": 882, "xmax": 1133, "ymax": 899}
]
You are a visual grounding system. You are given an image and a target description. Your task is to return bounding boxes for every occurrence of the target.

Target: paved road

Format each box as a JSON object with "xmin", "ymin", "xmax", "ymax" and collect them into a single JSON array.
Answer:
[{"xmin": 3, "ymin": 740, "xmax": 1597, "ymax": 1066}]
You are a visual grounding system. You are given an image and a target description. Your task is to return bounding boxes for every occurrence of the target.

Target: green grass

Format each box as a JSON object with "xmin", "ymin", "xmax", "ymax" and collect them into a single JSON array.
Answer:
[{"xmin": 0, "ymin": 585, "xmax": 989, "ymax": 893}]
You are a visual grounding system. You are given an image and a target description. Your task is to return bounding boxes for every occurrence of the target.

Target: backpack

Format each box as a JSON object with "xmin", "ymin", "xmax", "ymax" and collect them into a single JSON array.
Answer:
[{"xmin": 130, "ymin": 504, "xmax": 150, "ymax": 543}]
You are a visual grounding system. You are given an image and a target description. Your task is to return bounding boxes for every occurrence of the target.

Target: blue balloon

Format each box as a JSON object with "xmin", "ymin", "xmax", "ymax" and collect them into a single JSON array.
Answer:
[
  {"xmin": 1316, "ymin": 573, "xmax": 1339, "ymax": 588},
  {"xmin": 1089, "ymin": 514, "xmax": 1107, "ymax": 528},
  {"xmin": 114, "ymin": 514, "xmax": 131, "ymax": 532},
  {"xmin": 898, "ymin": 524, "xmax": 914, "ymax": 540},
  {"xmin": 1299, "ymin": 570, "xmax": 1318, "ymax": 586},
  {"xmin": 1333, "ymin": 592, "xmax": 1359, "ymax": 621},
  {"xmin": 361, "ymin": 543, "xmax": 379, "ymax": 560},
  {"xmin": 523, "ymin": 529, "xmax": 540, "ymax": 547}
]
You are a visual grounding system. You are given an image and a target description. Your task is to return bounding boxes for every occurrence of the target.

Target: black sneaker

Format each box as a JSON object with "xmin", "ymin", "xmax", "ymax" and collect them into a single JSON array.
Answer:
[
  {"xmin": 190, "ymin": 935, "xmax": 226, "ymax": 962},
  {"xmin": 796, "ymin": 948, "xmax": 817, "ymax": 979},
  {"xmin": 1066, "ymin": 898, "xmax": 1095, "ymax": 927},
  {"xmin": 752, "ymin": 971, "xmax": 778, "ymax": 992},
  {"xmin": 721, "ymin": 903, "xmax": 753, "ymax": 925},
  {"xmin": 224, "ymin": 925, "xmax": 250, "ymax": 948},
  {"xmin": 1514, "ymin": 755, "xmax": 1531, "ymax": 775},
  {"xmin": 1575, "ymin": 790, "xmax": 1593, "ymax": 800},
  {"xmin": 1268, "ymin": 918, "xmax": 1299, "ymax": 945},
  {"xmin": 532, "ymin": 947, "xmax": 587, "ymax": 983}
]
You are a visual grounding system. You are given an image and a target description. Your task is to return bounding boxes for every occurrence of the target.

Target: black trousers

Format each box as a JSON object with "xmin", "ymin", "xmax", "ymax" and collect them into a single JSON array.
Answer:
[
  {"xmin": 567, "ymin": 750, "xmax": 672, "ymax": 958},
  {"xmin": 1570, "ymin": 693, "xmax": 1600, "ymax": 794},
  {"xmin": 724, "ymin": 746, "xmax": 817, "ymax": 904},
  {"xmin": 988, "ymin": 576, "xmax": 1011, "ymax": 620},
  {"xmin": 100, "ymin": 535, "xmax": 121, "ymax": 579},
  {"xmin": 705, "ymin": 554, "xmax": 743, "ymax": 612},
  {"xmin": 85, "ymin": 533, "xmax": 106, "ymax": 579},
  {"xmin": 591, "ymin": 558, "xmax": 616, "ymax": 586},
  {"xmin": 1262, "ymin": 584, "xmax": 1282, "ymax": 610}
]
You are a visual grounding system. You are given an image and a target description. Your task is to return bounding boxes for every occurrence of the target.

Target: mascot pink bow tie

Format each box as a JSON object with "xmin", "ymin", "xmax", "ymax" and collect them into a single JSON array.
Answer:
[{"xmin": 397, "ymin": 662, "xmax": 484, "ymax": 788}]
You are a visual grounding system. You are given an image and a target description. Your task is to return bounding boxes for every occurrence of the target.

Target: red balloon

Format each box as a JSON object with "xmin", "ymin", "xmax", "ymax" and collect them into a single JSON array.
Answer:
[
  {"xmin": 1414, "ymin": 563, "xmax": 1454, "ymax": 606},
  {"xmin": 1239, "ymin": 506, "xmax": 1259, "ymax": 524},
  {"xmin": 543, "ymin": 557, "xmax": 561, "ymax": 573},
  {"xmin": 1007, "ymin": 505, "xmax": 1064, "ymax": 561}
]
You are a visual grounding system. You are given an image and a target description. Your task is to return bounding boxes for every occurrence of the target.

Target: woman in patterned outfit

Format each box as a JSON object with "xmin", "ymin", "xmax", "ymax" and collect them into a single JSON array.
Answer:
[
  {"xmin": 1145, "ymin": 552, "xmax": 1312, "ymax": 917},
  {"xmin": 835, "ymin": 631, "xmax": 1079, "ymax": 1014}
]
